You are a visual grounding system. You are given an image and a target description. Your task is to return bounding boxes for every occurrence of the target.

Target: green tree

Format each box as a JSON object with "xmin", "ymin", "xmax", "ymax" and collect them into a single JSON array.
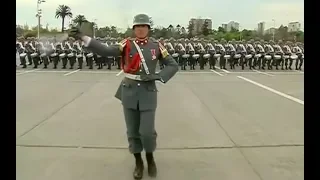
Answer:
[
  {"xmin": 124, "ymin": 27, "xmax": 133, "ymax": 37},
  {"xmin": 276, "ymin": 25, "xmax": 288, "ymax": 41},
  {"xmin": 16, "ymin": 25, "xmax": 24, "ymax": 36},
  {"xmin": 230, "ymin": 27, "xmax": 238, "ymax": 33},
  {"xmin": 55, "ymin": 5, "xmax": 73, "ymax": 32},
  {"xmin": 96, "ymin": 26, "xmax": 110, "ymax": 37},
  {"xmin": 110, "ymin": 26, "xmax": 118, "ymax": 37},
  {"xmin": 241, "ymin": 29, "xmax": 253, "ymax": 40},
  {"xmin": 217, "ymin": 26, "xmax": 225, "ymax": 33}
]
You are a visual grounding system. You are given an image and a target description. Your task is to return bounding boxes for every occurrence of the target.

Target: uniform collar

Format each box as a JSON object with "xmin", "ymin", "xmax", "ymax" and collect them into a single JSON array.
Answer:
[{"xmin": 135, "ymin": 37, "xmax": 148, "ymax": 45}]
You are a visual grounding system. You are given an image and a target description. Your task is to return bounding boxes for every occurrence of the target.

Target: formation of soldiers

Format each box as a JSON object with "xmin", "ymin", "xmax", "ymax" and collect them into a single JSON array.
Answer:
[
  {"xmin": 162, "ymin": 38, "xmax": 304, "ymax": 71},
  {"xmin": 16, "ymin": 37, "xmax": 304, "ymax": 71},
  {"xmin": 16, "ymin": 37, "xmax": 123, "ymax": 70}
]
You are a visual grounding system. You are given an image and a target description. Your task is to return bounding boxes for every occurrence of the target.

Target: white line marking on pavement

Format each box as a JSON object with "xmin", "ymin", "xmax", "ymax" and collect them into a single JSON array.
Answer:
[
  {"xmin": 16, "ymin": 69, "xmax": 39, "ymax": 75},
  {"xmin": 237, "ymin": 76, "xmax": 304, "ymax": 105},
  {"xmin": 215, "ymin": 66, "xmax": 230, "ymax": 73},
  {"xmin": 210, "ymin": 69, "xmax": 224, "ymax": 76},
  {"xmin": 63, "ymin": 69, "xmax": 80, "ymax": 76},
  {"xmin": 178, "ymin": 71, "xmax": 212, "ymax": 74},
  {"xmin": 34, "ymin": 70, "xmax": 70, "ymax": 73},
  {"xmin": 293, "ymin": 70, "xmax": 304, "ymax": 74},
  {"xmin": 252, "ymin": 70, "xmax": 274, "ymax": 76},
  {"xmin": 79, "ymin": 71, "xmax": 118, "ymax": 74}
]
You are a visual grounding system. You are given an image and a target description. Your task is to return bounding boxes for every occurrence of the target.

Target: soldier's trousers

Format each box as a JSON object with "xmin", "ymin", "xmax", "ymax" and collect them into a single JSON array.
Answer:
[
  {"xmin": 209, "ymin": 57, "xmax": 215, "ymax": 69},
  {"xmin": 248, "ymin": 58, "xmax": 254, "ymax": 69},
  {"xmin": 116, "ymin": 56, "xmax": 121, "ymax": 69},
  {"xmin": 123, "ymin": 106, "xmax": 157, "ymax": 153},
  {"xmin": 220, "ymin": 53, "xmax": 226, "ymax": 69},
  {"xmin": 189, "ymin": 58, "xmax": 196, "ymax": 70},
  {"xmin": 20, "ymin": 56, "xmax": 27, "ymax": 68},
  {"xmin": 101, "ymin": 57, "xmax": 107, "ymax": 67},
  {"xmin": 52, "ymin": 57, "xmax": 59, "ymax": 68},
  {"xmin": 295, "ymin": 55, "xmax": 303, "ymax": 69},
  {"xmin": 27, "ymin": 54, "xmax": 32, "ymax": 65},
  {"xmin": 180, "ymin": 57, "xmax": 186, "ymax": 70},
  {"xmin": 87, "ymin": 57, "xmax": 93, "ymax": 69},
  {"xmin": 175, "ymin": 57, "xmax": 180, "ymax": 65},
  {"xmin": 78, "ymin": 57, "xmax": 83, "ymax": 69},
  {"xmin": 96, "ymin": 57, "xmax": 103, "ymax": 69},
  {"xmin": 199, "ymin": 57, "xmax": 205, "ymax": 70},
  {"xmin": 62, "ymin": 58, "xmax": 68, "ymax": 68},
  {"xmin": 106, "ymin": 58, "xmax": 113, "ymax": 69},
  {"xmin": 32, "ymin": 57, "xmax": 39, "ymax": 68},
  {"xmin": 68, "ymin": 57, "xmax": 76, "ymax": 68},
  {"xmin": 42, "ymin": 56, "xmax": 49, "ymax": 68}
]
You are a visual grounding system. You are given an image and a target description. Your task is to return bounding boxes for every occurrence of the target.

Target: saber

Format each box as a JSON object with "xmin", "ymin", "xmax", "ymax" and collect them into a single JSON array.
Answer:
[{"xmin": 116, "ymin": 70, "xmax": 123, "ymax": 76}]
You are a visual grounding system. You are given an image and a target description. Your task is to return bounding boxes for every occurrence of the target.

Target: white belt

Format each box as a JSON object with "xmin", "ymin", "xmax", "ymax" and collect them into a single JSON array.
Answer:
[{"xmin": 125, "ymin": 73, "xmax": 143, "ymax": 81}]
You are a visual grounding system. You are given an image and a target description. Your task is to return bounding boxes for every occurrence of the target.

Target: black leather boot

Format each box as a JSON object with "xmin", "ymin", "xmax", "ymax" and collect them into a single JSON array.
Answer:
[
  {"xmin": 146, "ymin": 153, "xmax": 157, "ymax": 177},
  {"xmin": 133, "ymin": 153, "xmax": 144, "ymax": 180}
]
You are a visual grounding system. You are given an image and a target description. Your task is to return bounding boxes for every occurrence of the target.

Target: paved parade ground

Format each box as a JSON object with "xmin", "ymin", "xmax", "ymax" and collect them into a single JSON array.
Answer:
[{"xmin": 16, "ymin": 67, "xmax": 304, "ymax": 180}]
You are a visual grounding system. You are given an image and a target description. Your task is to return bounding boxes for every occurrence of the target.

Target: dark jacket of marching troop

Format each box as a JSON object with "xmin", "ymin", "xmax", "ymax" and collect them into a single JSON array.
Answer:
[{"xmin": 84, "ymin": 37, "xmax": 179, "ymax": 111}]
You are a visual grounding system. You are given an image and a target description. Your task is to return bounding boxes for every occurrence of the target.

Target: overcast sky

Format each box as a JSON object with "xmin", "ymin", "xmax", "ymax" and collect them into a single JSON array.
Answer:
[{"xmin": 16, "ymin": 0, "xmax": 304, "ymax": 31}]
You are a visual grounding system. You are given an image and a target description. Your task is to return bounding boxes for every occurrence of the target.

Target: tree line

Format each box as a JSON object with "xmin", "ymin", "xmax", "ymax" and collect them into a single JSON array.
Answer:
[{"xmin": 16, "ymin": 4, "xmax": 304, "ymax": 42}]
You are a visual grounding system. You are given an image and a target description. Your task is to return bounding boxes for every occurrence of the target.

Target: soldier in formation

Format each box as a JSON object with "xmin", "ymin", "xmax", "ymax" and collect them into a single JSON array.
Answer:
[{"xmin": 69, "ymin": 13, "xmax": 179, "ymax": 179}]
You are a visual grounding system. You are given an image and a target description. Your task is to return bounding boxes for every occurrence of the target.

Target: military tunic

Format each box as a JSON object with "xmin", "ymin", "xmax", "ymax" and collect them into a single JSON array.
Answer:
[{"xmin": 82, "ymin": 36, "xmax": 179, "ymax": 153}]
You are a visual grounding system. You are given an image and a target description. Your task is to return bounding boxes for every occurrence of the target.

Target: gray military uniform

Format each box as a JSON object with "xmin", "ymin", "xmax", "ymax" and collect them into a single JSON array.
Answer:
[{"xmin": 83, "ymin": 36, "xmax": 179, "ymax": 153}]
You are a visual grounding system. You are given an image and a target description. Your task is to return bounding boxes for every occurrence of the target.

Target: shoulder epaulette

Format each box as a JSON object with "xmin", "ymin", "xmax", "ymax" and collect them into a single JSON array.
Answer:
[{"xmin": 158, "ymin": 41, "xmax": 169, "ymax": 58}]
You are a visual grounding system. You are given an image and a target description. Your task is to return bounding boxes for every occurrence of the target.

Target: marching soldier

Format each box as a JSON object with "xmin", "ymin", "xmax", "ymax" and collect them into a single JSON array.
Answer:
[{"xmin": 69, "ymin": 13, "xmax": 179, "ymax": 179}]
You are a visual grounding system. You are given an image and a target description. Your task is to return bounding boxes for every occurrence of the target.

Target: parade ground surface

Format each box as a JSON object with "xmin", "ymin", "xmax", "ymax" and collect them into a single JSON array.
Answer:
[{"xmin": 16, "ymin": 66, "xmax": 304, "ymax": 180}]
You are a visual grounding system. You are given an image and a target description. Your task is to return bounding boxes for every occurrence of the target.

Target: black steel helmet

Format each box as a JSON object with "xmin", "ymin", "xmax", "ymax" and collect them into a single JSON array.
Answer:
[{"xmin": 133, "ymin": 14, "xmax": 151, "ymax": 28}]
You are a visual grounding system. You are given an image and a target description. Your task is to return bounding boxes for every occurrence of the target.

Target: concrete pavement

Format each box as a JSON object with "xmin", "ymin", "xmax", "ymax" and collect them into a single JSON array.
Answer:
[{"xmin": 16, "ymin": 69, "xmax": 304, "ymax": 180}]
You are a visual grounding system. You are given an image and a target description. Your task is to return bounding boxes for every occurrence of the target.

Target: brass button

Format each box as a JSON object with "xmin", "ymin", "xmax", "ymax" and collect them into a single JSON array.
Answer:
[{"xmin": 137, "ymin": 83, "xmax": 140, "ymax": 86}]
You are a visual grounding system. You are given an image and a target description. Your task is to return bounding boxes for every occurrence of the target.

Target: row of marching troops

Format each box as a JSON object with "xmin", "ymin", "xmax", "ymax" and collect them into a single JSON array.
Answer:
[
  {"xmin": 162, "ymin": 38, "xmax": 304, "ymax": 71},
  {"xmin": 16, "ymin": 37, "xmax": 304, "ymax": 71},
  {"xmin": 16, "ymin": 37, "xmax": 124, "ymax": 70}
]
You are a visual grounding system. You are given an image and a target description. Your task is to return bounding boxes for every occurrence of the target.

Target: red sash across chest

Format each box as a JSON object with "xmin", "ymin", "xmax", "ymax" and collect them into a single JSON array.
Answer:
[{"xmin": 121, "ymin": 40, "xmax": 141, "ymax": 74}]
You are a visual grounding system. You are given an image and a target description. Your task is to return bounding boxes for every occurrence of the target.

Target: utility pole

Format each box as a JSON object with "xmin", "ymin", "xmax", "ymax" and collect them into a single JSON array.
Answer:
[
  {"xmin": 93, "ymin": 19, "xmax": 97, "ymax": 38},
  {"xmin": 36, "ymin": 0, "xmax": 46, "ymax": 39}
]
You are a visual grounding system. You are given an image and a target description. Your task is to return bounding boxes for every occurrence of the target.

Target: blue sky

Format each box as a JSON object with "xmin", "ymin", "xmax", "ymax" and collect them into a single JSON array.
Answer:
[{"xmin": 16, "ymin": 0, "xmax": 304, "ymax": 31}]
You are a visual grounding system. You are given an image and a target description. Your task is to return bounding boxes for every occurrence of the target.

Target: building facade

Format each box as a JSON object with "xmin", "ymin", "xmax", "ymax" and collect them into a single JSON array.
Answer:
[
  {"xmin": 226, "ymin": 21, "xmax": 239, "ymax": 32},
  {"xmin": 221, "ymin": 24, "xmax": 227, "ymax": 30},
  {"xmin": 288, "ymin": 22, "xmax": 301, "ymax": 32},
  {"xmin": 265, "ymin": 28, "xmax": 276, "ymax": 34},
  {"xmin": 257, "ymin": 22, "xmax": 265, "ymax": 35},
  {"xmin": 189, "ymin": 18, "xmax": 212, "ymax": 35}
]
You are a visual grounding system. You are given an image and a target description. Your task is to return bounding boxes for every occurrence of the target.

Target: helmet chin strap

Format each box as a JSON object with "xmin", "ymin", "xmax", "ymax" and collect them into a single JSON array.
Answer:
[{"xmin": 136, "ymin": 36, "xmax": 148, "ymax": 41}]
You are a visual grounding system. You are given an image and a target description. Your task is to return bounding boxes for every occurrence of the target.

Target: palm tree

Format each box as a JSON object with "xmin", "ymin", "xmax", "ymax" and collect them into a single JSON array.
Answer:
[
  {"xmin": 55, "ymin": 5, "xmax": 73, "ymax": 32},
  {"xmin": 72, "ymin": 15, "xmax": 87, "ymax": 27}
]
